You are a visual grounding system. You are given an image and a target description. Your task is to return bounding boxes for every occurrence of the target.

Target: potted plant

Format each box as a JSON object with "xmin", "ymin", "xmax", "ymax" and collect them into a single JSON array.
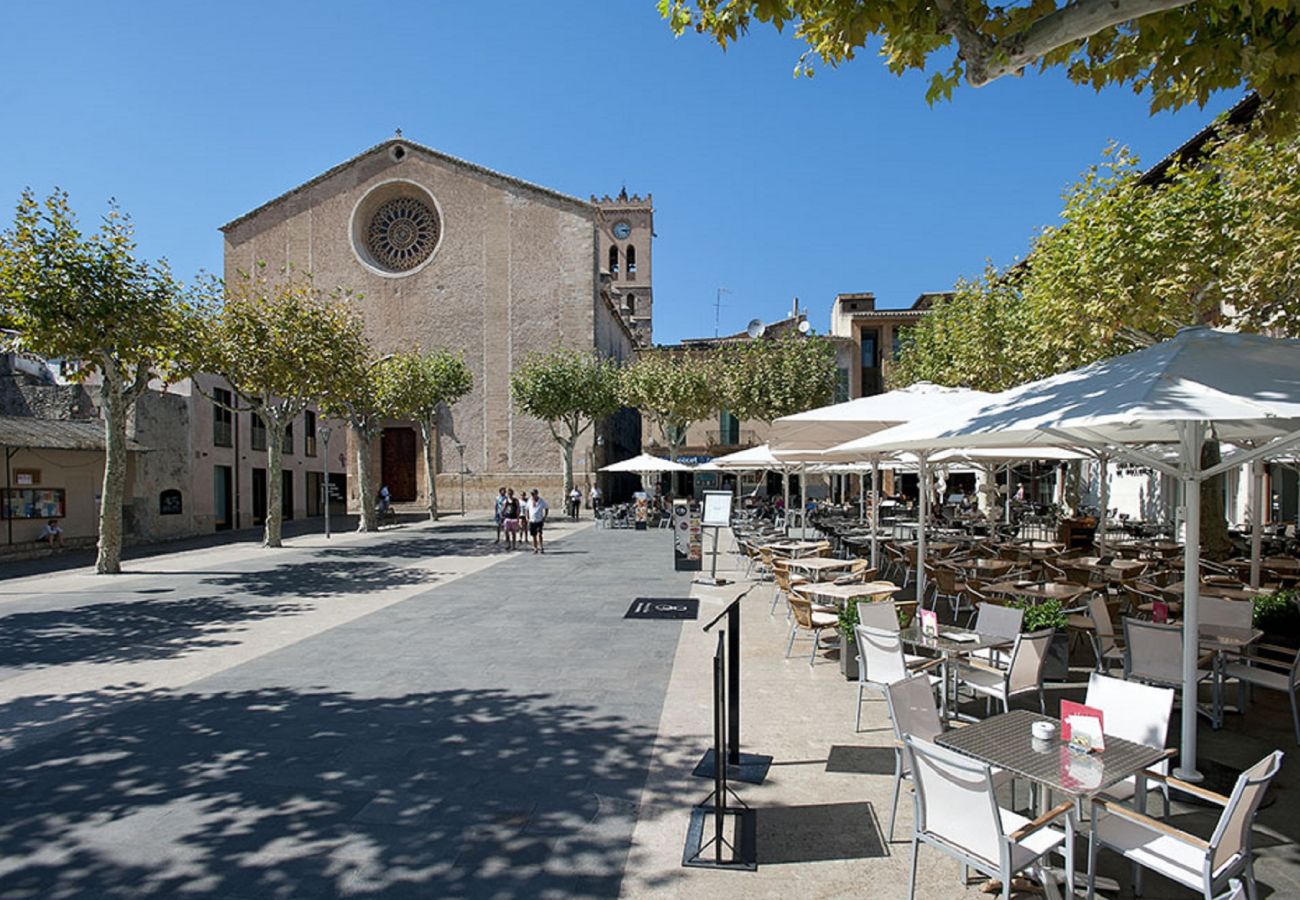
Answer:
[
  {"xmin": 838, "ymin": 601, "xmax": 861, "ymax": 681},
  {"xmin": 1253, "ymin": 588, "xmax": 1300, "ymax": 649},
  {"xmin": 1011, "ymin": 598, "xmax": 1071, "ymax": 682}
]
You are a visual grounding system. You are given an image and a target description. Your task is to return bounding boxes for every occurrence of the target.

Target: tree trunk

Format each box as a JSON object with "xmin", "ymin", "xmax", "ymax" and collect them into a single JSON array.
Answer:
[
  {"xmin": 95, "ymin": 374, "xmax": 128, "ymax": 575},
  {"xmin": 562, "ymin": 436, "xmax": 576, "ymax": 496},
  {"xmin": 354, "ymin": 422, "xmax": 378, "ymax": 532},
  {"xmin": 1200, "ymin": 439, "xmax": 1232, "ymax": 561},
  {"xmin": 420, "ymin": 419, "xmax": 438, "ymax": 521},
  {"xmin": 263, "ymin": 412, "xmax": 284, "ymax": 548}
]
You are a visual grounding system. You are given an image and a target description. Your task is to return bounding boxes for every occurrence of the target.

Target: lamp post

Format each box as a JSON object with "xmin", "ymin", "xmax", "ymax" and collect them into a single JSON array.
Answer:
[
  {"xmin": 454, "ymin": 440, "xmax": 466, "ymax": 516},
  {"xmin": 320, "ymin": 425, "xmax": 333, "ymax": 539}
]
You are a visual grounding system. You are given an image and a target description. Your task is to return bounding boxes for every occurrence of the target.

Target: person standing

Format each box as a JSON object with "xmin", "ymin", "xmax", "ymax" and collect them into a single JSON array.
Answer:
[
  {"xmin": 494, "ymin": 486, "xmax": 507, "ymax": 543},
  {"xmin": 501, "ymin": 488, "xmax": 521, "ymax": 550},
  {"xmin": 526, "ymin": 488, "xmax": 549, "ymax": 554},
  {"xmin": 568, "ymin": 486, "xmax": 582, "ymax": 520},
  {"xmin": 589, "ymin": 483, "xmax": 602, "ymax": 515}
]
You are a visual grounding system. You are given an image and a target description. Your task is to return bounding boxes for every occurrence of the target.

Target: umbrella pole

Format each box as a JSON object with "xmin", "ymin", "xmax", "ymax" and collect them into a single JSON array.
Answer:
[
  {"xmin": 800, "ymin": 464, "xmax": 807, "ymax": 539},
  {"xmin": 783, "ymin": 468, "xmax": 790, "ymax": 535},
  {"xmin": 870, "ymin": 459, "xmax": 880, "ymax": 571},
  {"xmin": 1174, "ymin": 422, "xmax": 1205, "ymax": 782},
  {"xmin": 1250, "ymin": 458, "xmax": 1264, "ymax": 589},
  {"xmin": 1096, "ymin": 454, "xmax": 1109, "ymax": 554},
  {"xmin": 1005, "ymin": 465, "xmax": 1012, "ymax": 525},
  {"xmin": 858, "ymin": 471, "xmax": 865, "ymax": 523},
  {"xmin": 917, "ymin": 453, "xmax": 929, "ymax": 605}
]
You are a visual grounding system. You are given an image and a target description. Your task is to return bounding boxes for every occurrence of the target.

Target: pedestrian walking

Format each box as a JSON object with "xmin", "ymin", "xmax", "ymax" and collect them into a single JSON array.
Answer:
[
  {"xmin": 589, "ymin": 484, "xmax": 602, "ymax": 514},
  {"xmin": 494, "ymin": 486, "xmax": 507, "ymax": 542},
  {"xmin": 501, "ymin": 488, "xmax": 521, "ymax": 550},
  {"xmin": 568, "ymin": 486, "xmax": 582, "ymax": 520},
  {"xmin": 526, "ymin": 488, "xmax": 549, "ymax": 554}
]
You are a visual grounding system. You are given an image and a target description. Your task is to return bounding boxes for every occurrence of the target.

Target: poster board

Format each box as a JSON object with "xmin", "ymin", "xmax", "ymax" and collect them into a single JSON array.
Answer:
[{"xmin": 702, "ymin": 490, "xmax": 732, "ymax": 527}]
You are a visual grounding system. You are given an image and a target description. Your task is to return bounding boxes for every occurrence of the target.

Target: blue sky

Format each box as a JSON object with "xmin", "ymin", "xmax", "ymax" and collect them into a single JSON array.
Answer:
[{"xmin": 0, "ymin": 2, "xmax": 1238, "ymax": 344}]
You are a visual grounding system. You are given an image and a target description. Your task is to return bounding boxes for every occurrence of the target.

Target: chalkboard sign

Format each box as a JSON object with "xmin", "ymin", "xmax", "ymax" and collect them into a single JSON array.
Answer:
[{"xmin": 701, "ymin": 490, "xmax": 732, "ymax": 527}]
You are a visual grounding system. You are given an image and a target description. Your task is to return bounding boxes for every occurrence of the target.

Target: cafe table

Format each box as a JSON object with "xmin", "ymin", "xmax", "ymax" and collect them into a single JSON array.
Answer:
[
  {"xmin": 1159, "ymin": 580, "xmax": 1263, "ymax": 603},
  {"xmin": 784, "ymin": 556, "xmax": 857, "ymax": 581},
  {"xmin": 765, "ymin": 540, "xmax": 823, "ymax": 558},
  {"xmin": 954, "ymin": 557, "xmax": 1017, "ymax": 579},
  {"xmin": 937, "ymin": 708, "xmax": 1169, "ymax": 900},
  {"xmin": 984, "ymin": 580, "xmax": 1091, "ymax": 605},
  {"xmin": 1228, "ymin": 556, "xmax": 1300, "ymax": 583},
  {"xmin": 899, "ymin": 624, "xmax": 1012, "ymax": 721},
  {"xmin": 793, "ymin": 580, "xmax": 899, "ymax": 607},
  {"xmin": 1072, "ymin": 556, "xmax": 1148, "ymax": 582}
]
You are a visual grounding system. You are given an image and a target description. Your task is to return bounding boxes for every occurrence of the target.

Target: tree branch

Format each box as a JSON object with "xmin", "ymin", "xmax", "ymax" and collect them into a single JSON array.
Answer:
[{"xmin": 967, "ymin": 0, "xmax": 1195, "ymax": 86}]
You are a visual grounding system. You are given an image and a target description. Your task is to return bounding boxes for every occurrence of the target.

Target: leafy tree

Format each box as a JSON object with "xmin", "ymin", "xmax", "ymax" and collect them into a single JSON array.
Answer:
[
  {"xmin": 0, "ymin": 190, "xmax": 188, "ymax": 574},
  {"xmin": 619, "ymin": 350, "xmax": 719, "ymax": 460},
  {"xmin": 318, "ymin": 350, "xmax": 388, "ymax": 534},
  {"xmin": 659, "ymin": 1, "xmax": 1300, "ymax": 125},
  {"xmin": 186, "ymin": 268, "xmax": 369, "ymax": 548},
  {"xmin": 374, "ymin": 349, "xmax": 474, "ymax": 521},
  {"xmin": 720, "ymin": 334, "xmax": 837, "ymax": 423},
  {"xmin": 511, "ymin": 347, "xmax": 622, "ymax": 495}
]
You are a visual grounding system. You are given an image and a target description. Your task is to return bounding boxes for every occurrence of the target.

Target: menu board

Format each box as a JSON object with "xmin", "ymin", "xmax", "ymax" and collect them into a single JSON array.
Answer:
[
  {"xmin": 701, "ymin": 490, "xmax": 732, "ymax": 527},
  {"xmin": 3, "ymin": 488, "xmax": 66, "ymax": 519}
]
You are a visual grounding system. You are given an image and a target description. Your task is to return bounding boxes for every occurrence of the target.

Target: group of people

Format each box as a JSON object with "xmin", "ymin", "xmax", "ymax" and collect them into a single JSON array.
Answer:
[{"xmin": 494, "ymin": 487, "xmax": 551, "ymax": 553}]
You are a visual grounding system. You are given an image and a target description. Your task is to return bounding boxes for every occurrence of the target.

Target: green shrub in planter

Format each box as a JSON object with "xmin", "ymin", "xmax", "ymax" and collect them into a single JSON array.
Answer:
[
  {"xmin": 1011, "ymin": 598, "xmax": 1068, "ymax": 632},
  {"xmin": 1254, "ymin": 589, "xmax": 1300, "ymax": 645}
]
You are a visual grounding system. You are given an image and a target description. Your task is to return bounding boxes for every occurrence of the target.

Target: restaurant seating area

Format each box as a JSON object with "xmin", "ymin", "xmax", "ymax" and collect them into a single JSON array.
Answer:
[{"xmin": 728, "ymin": 507, "xmax": 1296, "ymax": 899}]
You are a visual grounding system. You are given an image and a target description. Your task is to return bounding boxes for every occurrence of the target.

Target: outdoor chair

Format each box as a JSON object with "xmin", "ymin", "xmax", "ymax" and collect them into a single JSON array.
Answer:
[
  {"xmin": 854, "ymin": 624, "xmax": 942, "ymax": 731},
  {"xmin": 904, "ymin": 735, "xmax": 1070, "ymax": 900},
  {"xmin": 930, "ymin": 562, "xmax": 975, "ymax": 624},
  {"xmin": 856, "ymin": 598, "xmax": 908, "ymax": 632},
  {"xmin": 1084, "ymin": 673, "xmax": 1174, "ymax": 816},
  {"xmin": 770, "ymin": 559, "xmax": 808, "ymax": 616},
  {"xmin": 1123, "ymin": 618, "xmax": 1216, "ymax": 722},
  {"xmin": 1201, "ymin": 594, "xmax": 1254, "ymax": 633},
  {"xmin": 834, "ymin": 559, "xmax": 876, "ymax": 584},
  {"xmin": 956, "ymin": 628, "xmax": 1055, "ymax": 716},
  {"xmin": 884, "ymin": 543, "xmax": 912, "ymax": 587},
  {"xmin": 786, "ymin": 594, "xmax": 838, "ymax": 667},
  {"xmin": 1221, "ymin": 643, "xmax": 1300, "ymax": 744},
  {"xmin": 883, "ymin": 674, "xmax": 1015, "ymax": 842},
  {"xmin": 1086, "ymin": 750, "xmax": 1283, "ymax": 900},
  {"xmin": 1069, "ymin": 593, "xmax": 1125, "ymax": 674}
]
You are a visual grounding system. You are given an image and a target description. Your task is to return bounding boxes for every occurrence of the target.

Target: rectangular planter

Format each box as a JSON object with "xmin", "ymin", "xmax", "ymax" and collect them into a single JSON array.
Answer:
[{"xmin": 840, "ymin": 633, "xmax": 860, "ymax": 681}]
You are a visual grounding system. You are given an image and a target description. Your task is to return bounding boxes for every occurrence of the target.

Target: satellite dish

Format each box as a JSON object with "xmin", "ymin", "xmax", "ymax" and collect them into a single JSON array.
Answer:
[
  {"xmin": 797, "ymin": 320, "xmax": 812, "ymax": 334},
  {"xmin": 746, "ymin": 319, "xmax": 766, "ymax": 339}
]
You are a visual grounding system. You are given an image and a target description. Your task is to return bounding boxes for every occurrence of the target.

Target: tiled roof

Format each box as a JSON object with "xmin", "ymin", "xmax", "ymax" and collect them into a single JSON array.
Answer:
[{"xmin": 0, "ymin": 416, "xmax": 148, "ymax": 452}]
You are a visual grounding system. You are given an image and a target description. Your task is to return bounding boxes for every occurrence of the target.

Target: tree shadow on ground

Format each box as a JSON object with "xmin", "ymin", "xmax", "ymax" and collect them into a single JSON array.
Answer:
[
  {"xmin": 0, "ymin": 595, "xmax": 308, "ymax": 669},
  {"xmin": 328, "ymin": 537, "xmax": 507, "ymax": 562},
  {"xmin": 0, "ymin": 685, "xmax": 693, "ymax": 899},
  {"xmin": 199, "ymin": 560, "xmax": 439, "ymax": 599}
]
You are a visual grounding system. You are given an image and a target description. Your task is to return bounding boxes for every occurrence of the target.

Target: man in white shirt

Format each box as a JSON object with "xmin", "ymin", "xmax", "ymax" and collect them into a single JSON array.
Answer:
[
  {"xmin": 589, "ymin": 484, "xmax": 602, "ymax": 514},
  {"xmin": 568, "ymin": 487, "xmax": 582, "ymax": 519},
  {"xmin": 527, "ymin": 489, "xmax": 550, "ymax": 554}
]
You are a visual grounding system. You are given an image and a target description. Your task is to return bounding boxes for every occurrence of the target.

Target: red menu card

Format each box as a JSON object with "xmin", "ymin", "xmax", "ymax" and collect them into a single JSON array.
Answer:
[{"xmin": 1060, "ymin": 700, "xmax": 1106, "ymax": 752}]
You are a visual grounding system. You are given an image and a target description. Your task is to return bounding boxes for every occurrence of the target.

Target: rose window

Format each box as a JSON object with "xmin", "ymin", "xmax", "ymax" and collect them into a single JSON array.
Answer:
[{"xmin": 366, "ymin": 197, "xmax": 439, "ymax": 272}]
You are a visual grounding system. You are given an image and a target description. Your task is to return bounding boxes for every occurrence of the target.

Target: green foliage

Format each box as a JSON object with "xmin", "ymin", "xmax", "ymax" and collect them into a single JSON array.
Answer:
[
  {"xmin": 619, "ymin": 351, "xmax": 718, "ymax": 456},
  {"xmin": 1012, "ymin": 598, "xmax": 1068, "ymax": 632},
  {"xmin": 892, "ymin": 127, "xmax": 1300, "ymax": 392},
  {"xmin": 720, "ymin": 335, "xmax": 837, "ymax": 423},
  {"xmin": 659, "ymin": 0, "xmax": 1300, "ymax": 128},
  {"xmin": 375, "ymin": 348, "xmax": 474, "ymax": 423},
  {"xmin": 511, "ymin": 347, "xmax": 622, "ymax": 440},
  {"xmin": 1253, "ymin": 589, "xmax": 1300, "ymax": 638}
]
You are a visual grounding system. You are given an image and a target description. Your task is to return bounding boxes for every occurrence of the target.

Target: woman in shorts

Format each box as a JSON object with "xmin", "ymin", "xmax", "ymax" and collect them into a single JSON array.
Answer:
[{"xmin": 501, "ymin": 488, "xmax": 521, "ymax": 550}]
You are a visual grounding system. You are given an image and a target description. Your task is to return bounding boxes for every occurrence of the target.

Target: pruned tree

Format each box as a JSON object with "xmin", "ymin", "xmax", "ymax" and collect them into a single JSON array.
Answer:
[
  {"xmin": 318, "ymin": 350, "xmax": 388, "ymax": 534},
  {"xmin": 0, "ymin": 189, "xmax": 188, "ymax": 574},
  {"xmin": 511, "ymin": 347, "xmax": 622, "ymax": 495},
  {"xmin": 660, "ymin": 0, "xmax": 1300, "ymax": 125},
  {"xmin": 374, "ymin": 349, "xmax": 474, "ymax": 521},
  {"xmin": 720, "ymin": 334, "xmax": 837, "ymax": 423},
  {"xmin": 619, "ymin": 350, "xmax": 719, "ymax": 461},
  {"xmin": 186, "ymin": 268, "xmax": 369, "ymax": 548}
]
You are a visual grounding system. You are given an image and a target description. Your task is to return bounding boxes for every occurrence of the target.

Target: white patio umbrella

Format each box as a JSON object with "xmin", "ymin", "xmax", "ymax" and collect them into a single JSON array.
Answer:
[
  {"xmin": 599, "ymin": 452, "xmax": 693, "ymax": 495},
  {"xmin": 824, "ymin": 326, "xmax": 1300, "ymax": 780},
  {"xmin": 772, "ymin": 384, "xmax": 993, "ymax": 571}
]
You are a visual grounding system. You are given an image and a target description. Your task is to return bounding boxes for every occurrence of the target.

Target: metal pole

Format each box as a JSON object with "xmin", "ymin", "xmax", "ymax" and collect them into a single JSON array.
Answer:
[
  {"xmin": 4, "ymin": 446, "xmax": 12, "ymax": 546},
  {"xmin": 1174, "ymin": 421, "xmax": 1204, "ymax": 782},
  {"xmin": 917, "ymin": 452, "xmax": 929, "ymax": 604},
  {"xmin": 1096, "ymin": 454, "xmax": 1109, "ymax": 554},
  {"xmin": 870, "ymin": 459, "xmax": 880, "ymax": 571},
  {"xmin": 800, "ymin": 464, "xmax": 807, "ymax": 539},
  {"xmin": 1250, "ymin": 458, "xmax": 1264, "ymax": 589},
  {"xmin": 321, "ymin": 426, "xmax": 332, "ymax": 539},
  {"xmin": 727, "ymin": 602, "xmax": 741, "ymax": 765}
]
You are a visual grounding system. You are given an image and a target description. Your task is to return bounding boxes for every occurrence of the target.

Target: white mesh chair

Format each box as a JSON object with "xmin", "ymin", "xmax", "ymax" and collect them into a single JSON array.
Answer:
[
  {"xmin": 855, "ymin": 624, "xmax": 942, "ymax": 732},
  {"xmin": 957, "ymin": 628, "xmax": 1055, "ymax": 716},
  {"xmin": 970, "ymin": 601, "xmax": 1024, "ymax": 667},
  {"xmin": 856, "ymin": 599, "xmax": 903, "ymax": 632},
  {"xmin": 1085, "ymin": 673, "xmax": 1174, "ymax": 816},
  {"xmin": 1086, "ymin": 750, "xmax": 1283, "ymax": 900},
  {"xmin": 1201, "ymin": 595, "xmax": 1254, "ymax": 632},
  {"xmin": 905, "ymin": 735, "xmax": 1070, "ymax": 900},
  {"xmin": 1077, "ymin": 593, "xmax": 1125, "ymax": 674},
  {"xmin": 883, "ymin": 675, "xmax": 1015, "ymax": 843},
  {"xmin": 1123, "ymin": 618, "xmax": 1215, "ymax": 722},
  {"xmin": 1222, "ymin": 643, "xmax": 1300, "ymax": 744}
]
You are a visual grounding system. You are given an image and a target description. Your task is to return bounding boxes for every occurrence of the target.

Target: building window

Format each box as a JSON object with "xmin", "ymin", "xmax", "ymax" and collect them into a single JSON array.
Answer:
[
  {"xmin": 892, "ymin": 328, "xmax": 906, "ymax": 360},
  {"xmin": 305, "ymin": 410, "xmax": 318, "ymax": 457},
  {"xmin": 284, "ymin": 420, "xmax": 294, "ymax": 456},
  {"xmin": 608, "ymin": 245, "xmax": 619, "ymax": 276},
  {"xmin": 835, "ymin": 368, "xmax": 850, "ymax": 403},
  {"xmin": 719, "ymin": 410, "xmax": 740, "ymax": 446},
  {"xmin": 860, "ymin": 329, "xmax": 879, "ymax": 370},
  {"xmin": 625, "ymin": 293, "xmax": 636, "ymax": 316},
  {"xmin": 626, "ymin": 244, "xmax": 637, "ymax": 279},
  {"xmin": 251, "ymin": 413, "xmax": 266, "ymax": 451},
  {"xmin": 213, "ymin": 388, "xmax": 233, "ymax": 447}
]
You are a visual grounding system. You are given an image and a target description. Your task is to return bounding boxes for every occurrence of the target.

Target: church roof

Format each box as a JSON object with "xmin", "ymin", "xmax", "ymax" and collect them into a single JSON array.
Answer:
[{"xmin": 220, "ymin": 136, "xmax": 595, "ymax": 233}]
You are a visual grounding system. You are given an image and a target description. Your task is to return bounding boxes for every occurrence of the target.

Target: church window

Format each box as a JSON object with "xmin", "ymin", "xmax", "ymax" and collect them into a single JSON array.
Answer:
[
  {"xmin": 366, "ymin": 196, "xmax": 439, "ymax": 272},
  {"xmin": 626, "ymin": 244, "xmax": 637, "ymax": 279},
  {"xmin": 608, "ymin": 245, "xmax": 619, "ymax": 277}
]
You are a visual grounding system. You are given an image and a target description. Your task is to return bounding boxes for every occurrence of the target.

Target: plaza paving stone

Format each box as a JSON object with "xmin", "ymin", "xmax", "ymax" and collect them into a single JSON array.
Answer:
[{"xmin": 0, "ymin": 517, "xmax": 695, "ymax": 899}]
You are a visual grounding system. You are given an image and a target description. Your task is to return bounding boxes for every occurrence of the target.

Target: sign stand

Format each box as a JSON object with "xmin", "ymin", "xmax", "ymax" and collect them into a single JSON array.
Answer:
[
  {"xmin": 694, "ymin": 490, "xmax": 732, "ymax": 586},
  {"xmin": 693, "ymin": 594, "xmax": 772, "ymax": 785}
]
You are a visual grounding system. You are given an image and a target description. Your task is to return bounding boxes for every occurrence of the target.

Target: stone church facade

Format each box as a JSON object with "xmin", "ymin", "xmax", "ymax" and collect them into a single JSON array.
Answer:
[{"xmin": 220, "ymin": 137, "xmax": 644, "ymax": 512}]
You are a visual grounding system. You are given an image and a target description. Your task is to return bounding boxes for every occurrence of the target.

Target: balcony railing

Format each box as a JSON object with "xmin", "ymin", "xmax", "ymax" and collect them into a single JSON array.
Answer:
[{"xmin": 706, "ymin": 430, "xmax": 758, "ymax": 448}]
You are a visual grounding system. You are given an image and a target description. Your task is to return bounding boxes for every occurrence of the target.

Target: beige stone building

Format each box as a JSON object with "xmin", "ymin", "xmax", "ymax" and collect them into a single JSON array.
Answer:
[{"xmin": 220, "ymin": 136, "xmax": 643, "ymax": 512}]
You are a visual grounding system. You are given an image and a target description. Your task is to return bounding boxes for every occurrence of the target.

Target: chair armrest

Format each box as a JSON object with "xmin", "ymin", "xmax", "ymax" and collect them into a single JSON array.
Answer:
[
  {"xmin": 961, "ymin": 658, "xmax": 1006, "ymax": 676},
  {"xmin": 1092, "ymin": 799, "xmax": 1211, "ymax": 850},
  {"xmin": 1136, "ymin": 770, "xmax": 1230, "ymax": 806},
  {"xmin": 1251, "ymin": 642, "xmax": 1299, "ymax": 659},
  {"xmin": 907, "ymin": 657, "xmax": 945, "ymax": 673},
  {"xmin": 1009, "ymin": 801, "xmax": 1073, "ymax": 843}
]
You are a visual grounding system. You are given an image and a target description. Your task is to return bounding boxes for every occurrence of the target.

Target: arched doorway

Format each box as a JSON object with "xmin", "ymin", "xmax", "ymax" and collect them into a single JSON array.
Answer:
[{"xmin": 381, "ymin": 427, "xmax": 418, "ymax": 502}]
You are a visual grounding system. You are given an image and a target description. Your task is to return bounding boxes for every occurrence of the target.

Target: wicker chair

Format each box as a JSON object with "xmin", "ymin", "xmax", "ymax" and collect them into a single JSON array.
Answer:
[{"xmin": 786, "ymin": 594, "xmax": 839, "ymax": 666}]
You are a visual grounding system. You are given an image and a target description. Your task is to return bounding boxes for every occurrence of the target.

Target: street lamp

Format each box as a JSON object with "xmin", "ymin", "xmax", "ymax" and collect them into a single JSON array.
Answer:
[
  {"xmin": 453, "ymin": 440, "xmax": 466, "ymax": 516},
  {"xmin": 320, "ymin": 424, "xmax": 333, "ymax": 539}
]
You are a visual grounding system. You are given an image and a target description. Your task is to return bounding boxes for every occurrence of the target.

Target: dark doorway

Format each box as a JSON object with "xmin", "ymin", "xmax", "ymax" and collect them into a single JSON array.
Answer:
[
  {"xmin": 252, "ymin": 468, "xmax": 267, "ymax": 526},
  {"xmin": 213, "ymin": 465, "xmax": 232, "ymax": 531},
  {"xmin": 282, "ymin": 470, "xmax": 294, "ymax": 521},
  {"xmin": 382, "ymin": 428, "xmax": 418, "ymax": 502},
  {"xmin": 306, "ymin": 471, "xmax": 322, "ymax": 517}
]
